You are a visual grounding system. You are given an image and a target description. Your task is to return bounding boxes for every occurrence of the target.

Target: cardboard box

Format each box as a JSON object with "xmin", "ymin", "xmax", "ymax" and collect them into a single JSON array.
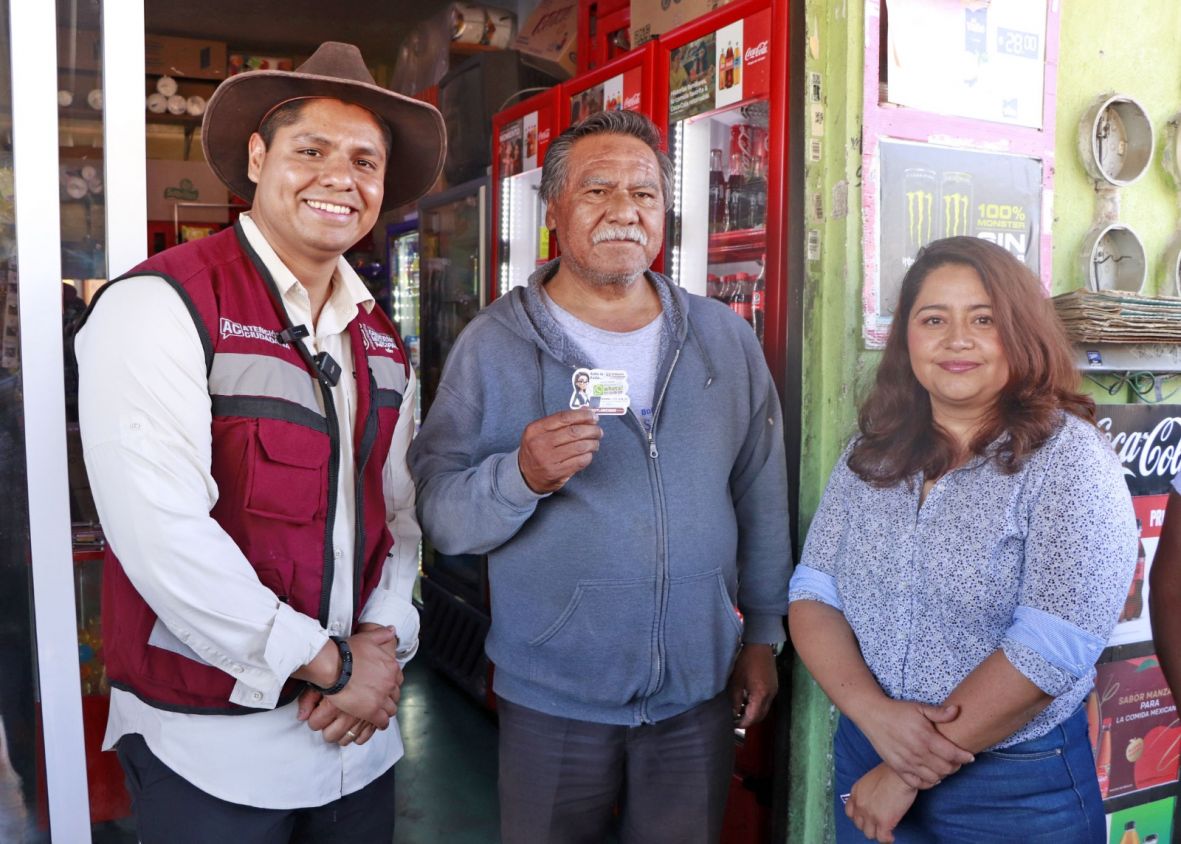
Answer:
[
  {"xmin": 630, "ymin": 0, "xmax": 729, "ymax": 46},
  {"xmin": 146, "ymin": 160, "xmax": 228, "ymax": 223},
  {"xmin": 57, "ymin": 28, "xmax": 102, "ymax": 71},
  {"xmin": 228, "ymin": 54, "xmax": 294, "ymax": 76},
  {"xmin": 145, "ymin": 34, "xmax": 227, "ymax": 80},
  {"xmin": 513, "ymin": 0, "xmax": 578, "ymax": 80}
]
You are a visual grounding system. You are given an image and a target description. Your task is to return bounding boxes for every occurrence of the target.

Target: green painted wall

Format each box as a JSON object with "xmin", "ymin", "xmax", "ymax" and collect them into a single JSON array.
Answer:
[
  {"xmin": 1051, "ymin": 5, "xmax": 1181, "ymax": 299},
  {"xmin": 786, "ymin": 2, "xmax": 1181, "ymax": 840},
  {"xmin": 789, "ymin": 1, "xmax": 870, "ymax": 840}
]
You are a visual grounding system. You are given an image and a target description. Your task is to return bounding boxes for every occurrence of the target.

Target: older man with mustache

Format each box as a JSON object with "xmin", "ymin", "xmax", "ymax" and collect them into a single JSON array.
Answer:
[{"xmin": 409, "ymin": 109, "xmax": 791, "ymax": 844}]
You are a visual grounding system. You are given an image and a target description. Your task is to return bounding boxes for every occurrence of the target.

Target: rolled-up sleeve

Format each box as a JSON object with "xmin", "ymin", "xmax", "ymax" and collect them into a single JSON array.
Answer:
[
  {"xmin": 789, "ymin": 445, "xmax": 855, "ymax": 610},
  {"xmin": 1001, "ymin": 429, "xmax": 1138, "ymax": 696}
]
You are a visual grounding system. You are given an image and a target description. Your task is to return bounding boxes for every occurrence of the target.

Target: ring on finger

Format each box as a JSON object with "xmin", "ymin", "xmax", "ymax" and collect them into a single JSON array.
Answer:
[{"xmin": 345, "ymin": 729, "xmax": 358, "ymax": 740}]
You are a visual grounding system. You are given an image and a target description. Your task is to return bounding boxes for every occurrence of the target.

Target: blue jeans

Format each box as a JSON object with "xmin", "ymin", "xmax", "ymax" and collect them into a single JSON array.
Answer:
[{"xmin": 833, "ymin": 707, "xmax": 1104, "ymax": 843}]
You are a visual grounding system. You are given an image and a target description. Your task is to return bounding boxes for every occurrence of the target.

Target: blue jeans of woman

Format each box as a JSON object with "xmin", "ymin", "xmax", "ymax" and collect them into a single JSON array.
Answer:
[{"xmin": 833, "ymin": 707, "xmax": 1104, "ymax": 843}]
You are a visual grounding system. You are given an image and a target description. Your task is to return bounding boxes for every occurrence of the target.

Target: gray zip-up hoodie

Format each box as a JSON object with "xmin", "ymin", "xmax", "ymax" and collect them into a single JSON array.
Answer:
[{"xmin": 408, "ymin": 260, "xmax": 791, "ymax": 725}]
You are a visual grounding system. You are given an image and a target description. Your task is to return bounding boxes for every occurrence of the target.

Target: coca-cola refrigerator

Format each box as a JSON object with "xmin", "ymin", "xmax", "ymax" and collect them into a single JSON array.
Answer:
[
  {"xmin": 491, "ymin": 87, "xmax": 562, "ymax": 297},
  {"xmin": 656, "ymin": 0, "xmax": 792, "ymax": 840},
  {"xmin": 656, "ymin": 0, "xmax": 789, "ymax": 382},
  {"xmin": 560, "ymin": 43, "xmax": 665, "ymax": 272},
  {"xmin": 559, "ymin": 39, "xmax": 658, "ymax": 128}
]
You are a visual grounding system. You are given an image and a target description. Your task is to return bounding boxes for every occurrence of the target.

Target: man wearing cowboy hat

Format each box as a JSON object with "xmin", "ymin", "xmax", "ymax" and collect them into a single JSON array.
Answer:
[{"xmin": 75, "ymin": 42, "xmax": 444, "ymax": 840}]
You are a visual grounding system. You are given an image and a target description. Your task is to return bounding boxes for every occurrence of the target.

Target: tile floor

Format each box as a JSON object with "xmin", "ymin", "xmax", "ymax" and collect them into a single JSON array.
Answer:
[
  {"xmin": 394, "ymin": 663, "xmax": 500, "ymax": 843},
  {"xmin": 90, "ymin": 663, "xmax": 501, "ymax": 843}
]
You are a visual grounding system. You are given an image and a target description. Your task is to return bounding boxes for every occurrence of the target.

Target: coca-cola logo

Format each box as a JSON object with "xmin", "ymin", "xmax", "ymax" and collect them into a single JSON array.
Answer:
[
  {"xmin": 745, "ymin": 40, "xmax": 769, "ymax": 63},
  {"xmin": 539, "ymin": 129, "xmax": 550, "ymax": 143},
  {"xmin": 1097, "ymin": 415, "xmax": 1181, "ymax": 481},
  {"xmin": 624, "ymin": 92, "xmax": 641, "ymax": 110}
]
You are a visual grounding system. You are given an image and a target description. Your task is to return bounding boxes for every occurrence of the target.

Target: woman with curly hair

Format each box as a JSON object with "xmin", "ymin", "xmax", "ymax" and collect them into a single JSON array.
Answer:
[{"xmin": 789, "ymin": 237, "xmax": 1137, "ymax": 843}]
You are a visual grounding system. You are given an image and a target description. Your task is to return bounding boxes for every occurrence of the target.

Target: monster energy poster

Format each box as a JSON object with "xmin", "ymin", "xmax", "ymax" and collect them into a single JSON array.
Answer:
[{"xmin": 877, "ymin": 139, "xmax": 1042, "ymax": 319}]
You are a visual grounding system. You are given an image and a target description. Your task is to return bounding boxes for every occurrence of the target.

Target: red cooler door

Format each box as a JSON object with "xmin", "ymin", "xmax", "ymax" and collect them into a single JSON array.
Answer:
[
  {"xmin": 492, "ymin": 87, "xmax": 561, "ymax": 298},
  {"xmin": 660, "ymin": 0, "xmax": 788, "ymax": 382}
]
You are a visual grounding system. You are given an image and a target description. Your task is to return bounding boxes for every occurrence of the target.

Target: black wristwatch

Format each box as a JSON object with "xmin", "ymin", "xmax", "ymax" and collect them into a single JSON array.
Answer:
[{"xmin": 312, "ymin": 635, "xmax": 353, "ymax": 695}]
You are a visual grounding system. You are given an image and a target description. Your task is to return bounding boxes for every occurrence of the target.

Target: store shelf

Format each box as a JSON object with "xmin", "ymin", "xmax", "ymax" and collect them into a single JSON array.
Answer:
[
  {"xmin": 708, "ymin": 227, "xmax": 766, "ymax": 263},
  {"xmin": 1074, "ymin": 341, "xmax": 1181, "ymax": 373}
]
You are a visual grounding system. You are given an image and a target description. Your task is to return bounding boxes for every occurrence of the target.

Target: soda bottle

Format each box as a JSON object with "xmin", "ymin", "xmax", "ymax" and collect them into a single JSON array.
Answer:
[
  {"xmin": 720, "ymin": 273, "xmax": 737, "ymax": 305},
  {"xmin": 729, "ymin": 273, "xmax": 752, "ymax": 322},
  {"xmin": 727, "ymin": 152, "xmax": 748, "ymax": 232},
  {"xmin": 1122, "ymin": 519, "xmax": 1146, "ymax": 621},
  {"xmin": 1097, "ymin": 718, "xmax": 1112, "ymax": 798},
  {"xmin": 746, "ymin": 138, "xmax": 767, "ymax": 230},
  {"xmin": 724, "ymin": 44, "xmax": 734, "ymax": 89},
  {"xmin": 706, "ymin": 273, "xmax": 722, "ymax": 300},
  {"xmin": 709, "ymin": 149, "xmax": 727, "ymax": 233},
  {"xmin": 733, "ymin": 42, "xmax": 742, "ymax": 88},
  {"xmin": 751, "ymin": 261, "xmax": 766, "ymax": 344},
  {"xmin": 1119, "ymin": 821, "xmax": 1140, "ymax": 844}
]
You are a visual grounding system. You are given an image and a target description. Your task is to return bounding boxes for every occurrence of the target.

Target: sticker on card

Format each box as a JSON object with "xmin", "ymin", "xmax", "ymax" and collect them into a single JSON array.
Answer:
[{"xmin": 570, "ymin": 368, "xmax": 630, "ymax": 415}]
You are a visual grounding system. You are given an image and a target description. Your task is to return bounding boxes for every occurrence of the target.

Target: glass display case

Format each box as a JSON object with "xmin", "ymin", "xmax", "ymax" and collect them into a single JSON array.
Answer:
[
  {"xmin": 659, "ymin": 0, "xmax": 787, "ymax": 382},
  {"xmin": 417, "ymin": 177, "xmax": 488, "ymax": 418},
  {"xmin": 416, "ymin": 177, "xmax": 493, "ymax": 704}
]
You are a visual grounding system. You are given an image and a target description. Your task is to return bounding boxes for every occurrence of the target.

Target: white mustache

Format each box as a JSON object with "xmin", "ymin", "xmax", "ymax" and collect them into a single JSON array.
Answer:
[{"xmin": 592, "ymin": 226, "xmax": 648, "ymax": 246}]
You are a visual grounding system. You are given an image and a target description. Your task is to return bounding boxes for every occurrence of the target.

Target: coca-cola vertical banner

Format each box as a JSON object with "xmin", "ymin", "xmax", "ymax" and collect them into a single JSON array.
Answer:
[{"xmin": 1097, "ymin": 404, "xmax": 1181, "ymax": 649}]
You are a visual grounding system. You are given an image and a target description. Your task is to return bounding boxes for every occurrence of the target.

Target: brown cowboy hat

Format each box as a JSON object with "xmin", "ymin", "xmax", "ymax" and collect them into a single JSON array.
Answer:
[{"xmin": 202, "ymin": 41, "xmax": 445, "ymax": 211}]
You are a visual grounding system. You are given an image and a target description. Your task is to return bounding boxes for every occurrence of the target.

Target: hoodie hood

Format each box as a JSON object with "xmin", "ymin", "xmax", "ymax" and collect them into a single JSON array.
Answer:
[{"xmin": 483, "ymin": 259, "xmax": 691, "ymax": 370}]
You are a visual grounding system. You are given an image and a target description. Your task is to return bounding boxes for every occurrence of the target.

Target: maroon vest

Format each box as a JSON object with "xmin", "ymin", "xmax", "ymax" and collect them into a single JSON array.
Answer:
[{"xmin": 86, "ymin": 223, "xmax": 410, "ymax": 713}]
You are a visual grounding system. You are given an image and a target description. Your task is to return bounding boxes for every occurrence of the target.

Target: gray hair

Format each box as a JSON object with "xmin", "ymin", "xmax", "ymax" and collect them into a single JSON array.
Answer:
[{"xmin": 539, "ymin": 110, "xmax": 674, "ymax": 210}]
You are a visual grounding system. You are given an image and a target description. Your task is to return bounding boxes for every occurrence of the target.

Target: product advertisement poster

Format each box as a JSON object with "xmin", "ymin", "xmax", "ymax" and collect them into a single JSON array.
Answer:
[
  {"xmin": 1096, "ymin": 404, "xmax": 1181, "ymax": 647},
  {"xmin": 497, "ymin": 103, "xmax": 554, "ymax": 178},
  {"xmin": 668, "ymin": 9, "xmax": 770, "ymax": 123},
  {"xmin": 496, "ymin": 119, "xmax": 523, "ymax": 177},
  {"xmin": 886, "ymin": 0, "xmax": 1047, "ymax": 128},
  {"xmin": 874, "ymin": 139, "xmax": 1041, "ymax": 319},
  {"xmin": 1107, "ymin": 795, "xmax": 1175, "ymax": 844},
  {"xmin": 1089, "ymin": 656, "xmax": 1179, "ymax": 801},
  {"xmin": 568, "ymin": 67, "xmax": 643, "ymax": 125}
]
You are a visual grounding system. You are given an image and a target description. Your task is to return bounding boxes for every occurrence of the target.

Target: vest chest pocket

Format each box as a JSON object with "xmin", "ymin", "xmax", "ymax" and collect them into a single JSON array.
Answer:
[{"xmin": 246, "ymin": 418, "xmax": 329, "ymax": 524}]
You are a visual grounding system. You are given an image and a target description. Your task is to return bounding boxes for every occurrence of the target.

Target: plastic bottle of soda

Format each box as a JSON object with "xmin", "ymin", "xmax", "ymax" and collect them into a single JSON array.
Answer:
[
  {"xmin": 751, "ymin": 261, "xmax": 766, "ymax": 343},
  {"xmin": 1097, "ymin": 718, "xmax": 1112, "ymax": 798},
  {"xmin": 707, "ymin": 273, "xmax": 722, "ymax": 300},
  {"xmin": 727, "ymin": 150, "xmax": 748, "ymax": 232},
  {"xmin": 730, "ymin": 272, "xmax": 753, "ymax": 322},
  {"xmin": 746, "ymin": 142, "xmax": 767, "ymax": 230},
  {"xmin": 708, "ymin": 148, "xmax": 727, "ymax": 233}
]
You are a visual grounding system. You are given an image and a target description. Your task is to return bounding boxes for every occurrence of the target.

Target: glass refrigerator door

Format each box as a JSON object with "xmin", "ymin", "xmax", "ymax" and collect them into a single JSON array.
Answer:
[
  {"xmin": 387, "ymin": 225, "xmax": 421, "ymax": 424},
  {"xmin": 664, "ymin": 5, "xmax": 776, "ymax": 354},
  {"xmin": 418, "ymin": 178, "xmax": 488, "ymax": 419},
  {"xmin": 669, "ymin": 102, "xmax": 770, "ymax": 348},
  {"xmin": 499, "ymin": 166, "xmax": 548, "ymax": 295}
]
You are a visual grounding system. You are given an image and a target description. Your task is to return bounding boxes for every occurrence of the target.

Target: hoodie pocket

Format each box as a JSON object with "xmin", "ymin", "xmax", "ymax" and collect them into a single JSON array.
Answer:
[
  {"xmin": 658, "ymin": 569, "xmax": 743, "ymax": 707},
  {"xmin": 528, "ymin": 577, "xmax": 655, "ymax": 707}
]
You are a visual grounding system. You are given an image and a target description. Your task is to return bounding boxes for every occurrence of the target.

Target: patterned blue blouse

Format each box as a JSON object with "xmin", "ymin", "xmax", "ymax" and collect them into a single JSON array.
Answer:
[{"xmin": 789, "ymin": 413, "xmax": 1137, "ymax": 748}]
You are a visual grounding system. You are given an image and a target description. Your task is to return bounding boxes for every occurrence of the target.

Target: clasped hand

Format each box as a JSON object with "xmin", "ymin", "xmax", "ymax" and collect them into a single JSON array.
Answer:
[
  {"xmin": 846, "ymin": 698, "xmax": 973, "ymax": 841},
  {"xmin": 859, "ymin": 698, "xmax": 973, "ymax": 789},
  {"xmin": 297, "ymin": 623, "xmax": 403, "ymax": 747}
]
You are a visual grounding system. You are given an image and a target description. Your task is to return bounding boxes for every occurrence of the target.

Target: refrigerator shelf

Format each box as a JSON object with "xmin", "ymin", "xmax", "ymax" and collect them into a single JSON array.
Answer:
[{"xmin": 708, "ymin": 227, "xmax": 766, "ymax": 263}]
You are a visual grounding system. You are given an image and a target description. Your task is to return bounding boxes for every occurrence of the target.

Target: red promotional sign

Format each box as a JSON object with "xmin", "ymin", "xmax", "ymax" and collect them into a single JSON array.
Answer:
[
  {"xmin": 741, "ymin": 8, "xmax": 772, "ymax": 100},
  {"xmin": 1089, "ymin": 656, "xmax": 1181, "ymax": 800},
  {"xmin": 623, "ymin": 66, "xmax": 643, "ymax": 112}
]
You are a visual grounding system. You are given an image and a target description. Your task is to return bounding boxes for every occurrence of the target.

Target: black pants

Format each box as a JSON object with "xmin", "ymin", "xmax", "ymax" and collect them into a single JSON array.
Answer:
[
  {"xmin": 116, "ymin": 734, "xmax": 396, "ymax": 844},
  {"xmin": 497, "ymin": 694, "xmax": 735, "ymax": 844}
]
